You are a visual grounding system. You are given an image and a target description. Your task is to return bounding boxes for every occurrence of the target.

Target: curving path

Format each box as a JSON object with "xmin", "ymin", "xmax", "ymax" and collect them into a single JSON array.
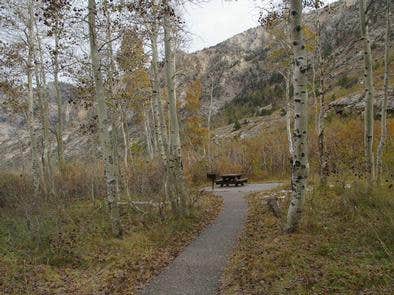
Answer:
[{"xmin": 139, "ymin": 183, "xmax": 281, "ymax": 295}]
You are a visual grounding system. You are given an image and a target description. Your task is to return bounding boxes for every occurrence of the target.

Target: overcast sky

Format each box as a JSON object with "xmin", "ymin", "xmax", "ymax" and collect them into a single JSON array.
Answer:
[
  {"xmin": 183, "ymin": 0, "xmax": 260, "ymax": 52},
  {"xmin": 182, "ymin": 0, "xmax": 336, "ymax": 53}
]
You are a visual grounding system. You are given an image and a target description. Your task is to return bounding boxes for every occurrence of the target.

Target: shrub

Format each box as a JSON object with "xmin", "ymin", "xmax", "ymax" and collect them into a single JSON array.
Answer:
[
  {"xmin": 337, "ymin": 74, "xmax": 358, "ymax": 89},
  {"xmin": 233, "ymin": 118, "xmax": 241, "ymax": 131},
  {"xmin": 0, "ymin": 173, "xmax": 32, "ymax": 210}
]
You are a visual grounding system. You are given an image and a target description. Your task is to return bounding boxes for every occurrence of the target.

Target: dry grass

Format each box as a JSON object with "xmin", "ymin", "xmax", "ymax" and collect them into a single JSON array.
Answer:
[
  {"xmin": 222, "ymin": 183, "xmax": 394, "ymax": 294},
  {"xmin": 0, "ymin": 192, "xmax": 223, "ymax": 294}
]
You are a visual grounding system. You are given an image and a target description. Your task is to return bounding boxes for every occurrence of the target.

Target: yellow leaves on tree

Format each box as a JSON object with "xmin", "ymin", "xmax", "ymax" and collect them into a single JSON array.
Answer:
[
  {"xmin": 115, "ymin": 30, "xmax": 151, "ymax": 122},
  {"xmin": 184, "ymin": 80, "xmax": 207, "ymax": 148}
]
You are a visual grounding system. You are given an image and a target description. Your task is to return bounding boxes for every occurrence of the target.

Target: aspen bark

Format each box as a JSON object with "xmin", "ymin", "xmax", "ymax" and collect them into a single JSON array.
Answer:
[
  {"xmin": 33, "ymin": 62, "xmax": 48, "ymax": 194},
  {"xmin": 27, "ymin": 1, "xmax": 41, "ymax": 196},
  {"xmin": 315, "ymin": 4, "xmax": 328, "ymax": 185},
  {"xmin": 120, "ymin": 106, "xmax": 130, "ymax": 196},
  {"xmin": 103, "ymin": 0, "xmax": 122, "ymax": 196},
  {"xmin": 376, "ymin": 0, "xmax": 390, "ymax": 183},
  {"xmin": 54, "ymin": 26, "xmax": 65, "ymax": 169},
  {"xmin": 88, "ymin": 0, "xmax": 122, "ymax": 238},
  {"xmin": 286, "ymin": 0, "xmax": 309, "ymax": 233},
  {"xmin": 359, "ymin": 0, "xmax": 375, "ymax": 183},
  {"xmin": 207, "ymin": 76, "xmax": 214, "ymax": 170},
  {"xmin": 163, "ymin": 6, "xmax": 188, "ymax": 213},
  {"xmin": 144, "ymin": 105, "xmax": 154, "ymax": 159},
  {"xmin": 121, "ymin": 105, "xmax": 130, "ymax": 168},
  {"xmin": 35, "ymin": 22, "xmax": 54, "ymax": 195},
  {"xmin": 285, "ymin": 75, "xmax": 294, "ymax": 160},
  {"xmin": 151, "ymin": 20, "xmax": 168, "ymax": 161}
]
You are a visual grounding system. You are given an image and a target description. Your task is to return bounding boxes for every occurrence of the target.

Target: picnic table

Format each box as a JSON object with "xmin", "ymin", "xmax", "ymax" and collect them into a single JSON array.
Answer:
[{"xmin": 215, "ymin": 173, "xmax": 248, "ymax": 187}]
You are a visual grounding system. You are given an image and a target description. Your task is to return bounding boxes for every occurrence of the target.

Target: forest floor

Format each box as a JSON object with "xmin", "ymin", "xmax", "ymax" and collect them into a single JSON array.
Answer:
[
  {"xmin": 221, "ymin": 183, "xmax": 394, "ymax": 294},
  {"xmin": 0, "ymin": 192, "xmax": 223, "ymax": 294},
  {"xmin": 140, "ymin": 183, "xmax": 281, "ymax": 295}
]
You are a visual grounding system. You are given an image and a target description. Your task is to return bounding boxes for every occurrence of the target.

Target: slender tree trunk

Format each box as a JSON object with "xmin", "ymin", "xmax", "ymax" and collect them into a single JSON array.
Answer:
[
  {"xmin": 121, "ymin": 105, "xmax": 130, "ymax": 168},
  {"xmin": 285, "ymin": 75, "xmax": 294, "ymax": 159},
  {"xmin": 151, "ymin": 21, "xmax": 168, "ymax": 161},
  {"xmin": 376, "ymin": 0, "xmax": 390, "ymax": 183},
  {"xmin": 315, "ymin": 4, "xmax": 328, "ymax": 185},
  {"xmin": 285, "ymin": 74, "xmax": 297, "ymax": 184},
  {"xmin": 359, "ymin": 0, "xmax": 375, "ymax": 184},
  {"xmin": 163, "ymin": 7, "xmax": 188, "ymax": 214},
  {"xmin": 149, "ymin": 98, "xmax": 158, "ymax": 154},
  {"xmin": 88, "ymin": 0, "xmax": 122, "ymax": 238},
  {"xmin": 103, "ymin": 0, "xmax": 122, "ymax": 196},
  {"xmin": 27, "ymin": 1, "xmax": 41, "ymax": 196},
  {"xmin": 33, "ymin": 62, "xmax": 48, "ymax": 195},
  {"xmin": 144, "ymin": 105, "xmax": 154, "ymax": 160},
  {"xmin": 35, "ymin": 21, "xmax": 54, "ymax": 195},
  {"xmin": 120, "ymin": 105, "xmax": 130, "ymax": 196},
  {"xmin": 150, "ymin": 4, "xmax": 170, "ymax": 206},
  {"xmin": 54, "ymin": 26, "xmax": 65, "ymax": 169},
  {"xmin": 207, "ymin": 76, "xmax": 214, "ymax": 170},
  {"xmin": 286, "ymin": 0, "xmax": 309, "ymax": 233}
]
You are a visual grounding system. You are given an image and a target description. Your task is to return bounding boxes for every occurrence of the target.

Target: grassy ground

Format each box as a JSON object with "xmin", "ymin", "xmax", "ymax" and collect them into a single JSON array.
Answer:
[
  {"xmin": 222, "ymin": 182, "xmax": 394, "ymax": 294},
  {"xmin": 0, "ymin": 193, "xmax": 223, "ymax": 294}
]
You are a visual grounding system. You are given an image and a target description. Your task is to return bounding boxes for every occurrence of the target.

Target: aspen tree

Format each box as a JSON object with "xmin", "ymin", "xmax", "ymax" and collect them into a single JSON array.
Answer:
[
  {"xmin": 34, "ymin": 20, "xmax": 54, "ymax": 195},
  {"xmin": 150, "ymin": 1, "xmax": 168, "ymax": 161},
  {"xmin": 207, "ymin": 75, "xmax": 214, "ymax": 169},
  {"xmin": 314, "ymin": 0, "xmax": 328, "ymax": 185},
  {"xmin": 286, "ymin": 0, "xmax": 309, "ymax": 233},
  {"xmin": 88, "ymin": 0, "xmax": 122, "ymax": 237},
  {"xmin": 359, "ymin": 0, "xmax": 375, "ymax": 184},
  {"xmin": 27, "ymin": 0, "xmax": 41, "ymax": 196},
  {"xmin": 103, "ymin": 0, "xmax": 122, "ymax": 195},
  {"xmin": 376, "ymin": 0, "xmax": 390, "ymax": 183},
  {"xmin": 163, "ymin": 0, "xmax": 188, "ymax": 213},
  {"xmin": 42, "ymin": 0, "xmax": 70, "ymax": 169}
]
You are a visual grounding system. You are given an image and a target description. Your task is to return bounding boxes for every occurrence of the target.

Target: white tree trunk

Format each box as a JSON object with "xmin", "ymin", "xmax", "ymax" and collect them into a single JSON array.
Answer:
[
  {"xmin": 315, "ymin": 4, "xmax": 328, "ymax": 185},
  {"xmin": 359, "ymin": 0, "xmax": 375, "ymax": 183},
  {"xmin": 286, "ymin": 0, "xmax": 309, "ymax": 233},
  {"xmin": 54, "ymin": 27, "xmax": 65, "ymax": 169},
  {"xmin": 376, "ymin": 0, "xmax": 390, "ymax": 183},
  {"xmin": 33, "ymin": 62, "xmax": 48, "ymax": 194},
  {"xmin": 120, "ymin": 106, "xmax": 130, "ymax": 196},
  {"xmin": 163, "ymin": 6, "xmax": 188, "ymax": 213},
  {"xmin": 103, "ymin": 0, "xmax": 122, "ymax": 196},
  {"xmin": 88, "ymin": 0, "xmax": 122, "ymax": 237},
  {"xmin": 207, "ymin": 76, "xmax": 214, "ymax": 170},
  {"xmin": 35, "ymin": 21, "xmax": 54, "ymax": 195},
  {"xmin": 285, "ymin": 75, "xmax": 294, "ymax": 159},
  {"xmin": 144, "ymin": 105, "xmax": 154, "ymax": 160},
  {"xmin": 121, "ymin": 105, "xmax": 130, "ymax": 168},
  {"xmin": 27, "ymin": 1, "xmax": 41, "ymax": 196},
  {"xmin": 151, "ymin": 20, "xmax": 168, "ymax": 161}
]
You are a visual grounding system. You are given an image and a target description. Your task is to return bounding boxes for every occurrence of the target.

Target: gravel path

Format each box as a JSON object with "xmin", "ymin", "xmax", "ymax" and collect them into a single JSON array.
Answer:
[{"xmin": 139, "ymin": 183, "xmax": 281, "ymax": 295}]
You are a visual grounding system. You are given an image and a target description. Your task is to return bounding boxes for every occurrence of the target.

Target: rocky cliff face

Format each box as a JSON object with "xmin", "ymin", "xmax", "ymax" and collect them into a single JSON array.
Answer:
[
  {"xmin": 176, "ymin": 0, "xmax": 393, "ymax": 117},
  {"xmin": 176, "ymin": 26, "xmax": 272, "ymax": 114}
]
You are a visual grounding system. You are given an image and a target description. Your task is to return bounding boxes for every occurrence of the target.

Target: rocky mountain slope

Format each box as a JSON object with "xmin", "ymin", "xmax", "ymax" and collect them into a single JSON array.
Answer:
[{"xmin": 176, "ymin": 0, "xmax": 393, "ymax": 117}]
